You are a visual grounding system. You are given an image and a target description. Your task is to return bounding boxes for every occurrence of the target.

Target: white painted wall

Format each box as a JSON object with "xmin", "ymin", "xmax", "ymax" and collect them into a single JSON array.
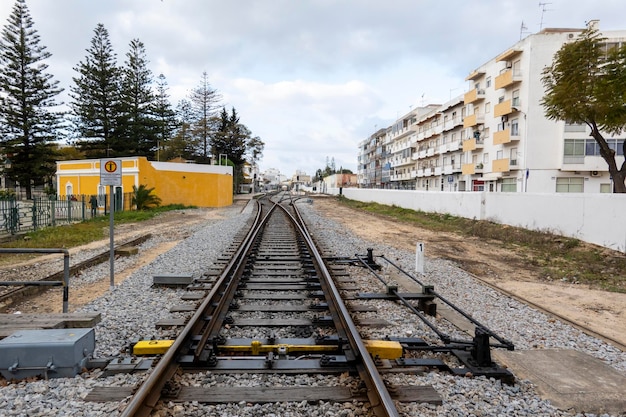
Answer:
[{"xmin": 328, "ymin": 188, "xmax": 626, "ymax": 253}]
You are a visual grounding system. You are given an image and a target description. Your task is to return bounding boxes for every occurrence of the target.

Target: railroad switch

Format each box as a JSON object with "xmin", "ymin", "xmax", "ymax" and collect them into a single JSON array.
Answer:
[{"xmin": 217, "ymin": 340, "xmax": 339, "ymax": 355}]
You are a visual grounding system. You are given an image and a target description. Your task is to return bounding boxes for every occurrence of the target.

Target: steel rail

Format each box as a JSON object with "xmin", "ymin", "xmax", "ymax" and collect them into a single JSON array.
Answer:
[
  {"xmin": 119, "ymin": 202, "xmax": 266, "ymax": 417},
  {"xmin": 286, "ymin": 202, "xmax": 399, "ymax": 417},
  {"xmin": 0, "ymin": 234, "xmax": 151, "ymax": 312},
  {"xmin": 378, "ymin": 255, "xmax": 514, "ymax": 349},
  {"xmin": 192, "ymin": 200, "xmax": 278, "ymax": 359}
]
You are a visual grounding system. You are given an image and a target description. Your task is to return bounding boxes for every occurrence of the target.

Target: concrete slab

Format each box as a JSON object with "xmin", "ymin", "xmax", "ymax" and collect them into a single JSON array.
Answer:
[
  {"xmin": 152, "ymin": 273, "xmax": 194, "ymax": 286},
  {"xmin": 493, "ymin": 349, "xmax": 626, "ymax": 415}
]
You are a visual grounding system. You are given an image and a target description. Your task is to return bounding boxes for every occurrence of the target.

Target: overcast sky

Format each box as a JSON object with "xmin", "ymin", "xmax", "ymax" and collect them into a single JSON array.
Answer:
[{"xmin": 1, "ymin": 1, "xmax": 624, "ymax": 177}]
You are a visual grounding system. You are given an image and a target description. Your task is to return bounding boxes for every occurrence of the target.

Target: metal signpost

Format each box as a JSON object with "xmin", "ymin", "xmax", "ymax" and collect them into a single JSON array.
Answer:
[{"xmin": 100, "ymin": 159, "xmax": 122, "ymax": 290}]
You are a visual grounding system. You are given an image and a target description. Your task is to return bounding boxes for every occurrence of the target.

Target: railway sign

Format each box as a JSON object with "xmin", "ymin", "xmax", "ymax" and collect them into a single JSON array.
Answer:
[
  {"xmin": 415, "ymin": 242, "xmax": 425, "ymax": 274},
  {"xmin": 100, "ymin": 159, "xmax": 122, "ymax": 186}
]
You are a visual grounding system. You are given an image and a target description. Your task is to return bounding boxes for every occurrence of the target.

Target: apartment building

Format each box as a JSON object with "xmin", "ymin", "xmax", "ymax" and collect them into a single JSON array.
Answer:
[{"xmin": 358, "ymin": 20, "xmax": 625, "ymax": 193}]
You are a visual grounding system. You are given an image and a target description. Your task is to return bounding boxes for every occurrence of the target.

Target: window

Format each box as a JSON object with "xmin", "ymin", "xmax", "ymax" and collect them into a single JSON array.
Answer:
[
  {"xmin": 511, "ymin": 118, "xmax": 519, "ymax": 136},
  {"xmin": 563, "ymin": 139, "xmax": 585, "ymax": 163},
  {"xmin": 483, "ymin": 153, "xmax": 489, "ymax": 164},
  {"xmin": 512, "ymin": 89, "xmax": 520, "ymax": 107},
  {"xmin": 564, "ymin": 123, "xmax": 586, "ymax": 132},
  {"xmin": 600, "ymin": 183, "xmax": 612, "ymax": 193},
  {"xmin": 486, "ymin": 77, "xmax": 492, "ymax": 88},
  {"xmin": 565, "ymin": 138, "xmax": 624, "ymax": 161},
  {"xmin": 556, "ymin": 177, "xmax": 584, "ymax": 193},
  {"xmin": 510, "ymin": 148, "xmax": 518, "ymax": 165},
  {"xmin": 485, "ymin": 102, "xmax": 491, "ymax": 113},
  {"xmin": 501, "ymin": 178, "xmax": 517, "ymax": 192},
  {"xmin": 608, "ymin": 138, "xmax": 625, "ymax": 155}
]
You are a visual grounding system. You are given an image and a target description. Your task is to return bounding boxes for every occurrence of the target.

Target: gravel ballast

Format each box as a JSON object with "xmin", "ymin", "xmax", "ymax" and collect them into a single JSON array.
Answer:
[{"xmin": 0, "ymin": 198, "xmax": 624, "ymax": 417}]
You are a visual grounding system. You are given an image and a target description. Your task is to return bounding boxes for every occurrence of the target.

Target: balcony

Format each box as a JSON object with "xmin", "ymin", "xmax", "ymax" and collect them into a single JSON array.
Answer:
[
  {"xmin": 462, "ymin": 163, "xmax": 475, "ymax": 175},
  {"xmin": 449, "ymin": 141, "xmax": 462, "ymax": 152},
  {"xmin": 465, "ymin": 69, "xmax": 486, "ymax": 81},
  {"xmin": 495, "ymin": 69, "xmax": 522, "ymax": 89},
  {"xmin": 492, "ymin": 158, "xmax": 510, "ymax": 173},
  {"xmin": 496, "ymin": 48, "xmax": 522, "ymax": 62},
  {"xmin": 464, "ymin": 88, "xmax": 486, "ymax": 104},
  {"xmin": 493, "ymin": 128, "xmax": 521, "ymax": 145},
  {"xmin": 462, "ymin": 137, "xmax": 484, "ymax": 152},
  {"xmin": 463, "ymin": 113, "xmax": 485, "ymax": 128},
  {"xmin": 494, "ymin": 99, "xmax": 513, "ymax": 117}
]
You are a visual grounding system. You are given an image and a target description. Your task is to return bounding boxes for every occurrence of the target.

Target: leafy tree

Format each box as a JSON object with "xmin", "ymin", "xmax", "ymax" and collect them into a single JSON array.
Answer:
[
  {"xmin": 153, "ymin": 74, "xmax": 177, "ymax": 161},
  {"xmin": 70, "ymin": 23, "xmax": 122, "ymax": 157},
  {"xmin": 132, "ymin": 184, "xmax": 161, "ymax": 210},
  {"xmin": 118, "ymin": 38, "xmax": 157, "ymax": 157},
  {"xmin": 189, "ymin": 71, "xmax": 221, "ymax": 162},
  {"xmin": 542, "ymin": 26, "xmax": 626, "ymax": 193},
  {"xmin": 0, "ymin": 0, "xmax": 64, "ymax": 199}
]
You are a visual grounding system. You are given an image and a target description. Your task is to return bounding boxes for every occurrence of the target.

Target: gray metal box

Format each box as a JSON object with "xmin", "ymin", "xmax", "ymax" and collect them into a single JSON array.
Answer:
[{"xmin": 0, "ymin": 328, "xmax": 95, "ymax": 379}]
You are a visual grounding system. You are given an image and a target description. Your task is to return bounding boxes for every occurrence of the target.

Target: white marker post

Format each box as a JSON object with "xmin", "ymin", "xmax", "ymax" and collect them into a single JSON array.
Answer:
[
  {"xmin": 415, "ymin": 242, "xmax": 425, "ymax": 275},
  {"xmin": 100, "ymin": 159, "xmax": 122, "ymax": 290}
]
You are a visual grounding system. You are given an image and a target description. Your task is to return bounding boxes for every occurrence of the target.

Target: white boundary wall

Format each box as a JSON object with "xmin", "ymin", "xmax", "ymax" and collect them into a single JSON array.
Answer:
[{"xmin": 328, "ymin": 188, "xmax": 626, "ymax": 253}]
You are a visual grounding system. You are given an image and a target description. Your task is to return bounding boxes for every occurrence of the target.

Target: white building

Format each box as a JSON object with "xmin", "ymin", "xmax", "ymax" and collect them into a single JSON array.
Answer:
[{"xmin": 359, "ymin": 20, "xmax": 625, "ymax": 193}]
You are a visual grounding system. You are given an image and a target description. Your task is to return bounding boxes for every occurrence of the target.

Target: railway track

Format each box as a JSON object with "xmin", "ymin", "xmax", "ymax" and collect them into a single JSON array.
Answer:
[
  {"xmin": 2, "ymin": 195, "xmax": 623, "ymax": 416},
  {"xmin": 0, "ymin": 234, "xmax": 151, "ymax": 312},
  {"xmin": 80, "ymin": 194, "xmax": 512, "ymax": 417},
  {"xmin": 117, "ymin": 195, "xmax": 404, "ymax": 417}
]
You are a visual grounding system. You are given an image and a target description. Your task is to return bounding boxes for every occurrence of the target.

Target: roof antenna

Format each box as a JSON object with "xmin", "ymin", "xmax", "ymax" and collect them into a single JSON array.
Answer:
[
  {"xmin": 520, "ymin": 21, "xmax": 530, "ymax": 40},
  {"xmin": 539, "ymin": 2, "xmax": 552, "ymax": 31}
]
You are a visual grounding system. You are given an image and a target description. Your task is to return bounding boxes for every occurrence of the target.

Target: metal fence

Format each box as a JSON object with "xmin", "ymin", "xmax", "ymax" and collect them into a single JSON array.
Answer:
[{"xmin": 0, "ymin": 192, "xmax": 135, "ymax": 236}]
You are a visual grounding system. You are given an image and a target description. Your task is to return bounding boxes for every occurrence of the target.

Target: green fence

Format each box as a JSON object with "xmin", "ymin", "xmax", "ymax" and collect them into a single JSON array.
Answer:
[{"xmin": 0, "ymin": 192, "xmax": 135, "ymax": 236}]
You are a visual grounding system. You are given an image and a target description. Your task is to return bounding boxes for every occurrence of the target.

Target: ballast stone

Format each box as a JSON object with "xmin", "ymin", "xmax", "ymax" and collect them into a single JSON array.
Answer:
[{"xmin": 0, "ymin": 328, "xmax": 95, "ymax": 379}]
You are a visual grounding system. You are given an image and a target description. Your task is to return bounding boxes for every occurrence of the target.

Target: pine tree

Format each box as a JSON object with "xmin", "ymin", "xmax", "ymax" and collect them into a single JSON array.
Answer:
[
  {"xmin": 189, "ymin": 71, "xmax": 221, "ymax": 162},
  {"xmin": 118, "ymin": 38, "xmax": 157, "ymax": 158},
  {"xmin": 0, "ymin": 0, "xmax": 64, "ymax": 199},
  {"xmin": 161, "ymin": 99, "xmax": 195, "ymax": 161},
  {"xmin": 153, "ymin": 74, "xmax": 177, "ymax": 161},
  {"xmin": 212, "ymin": 107, "xmax": 247, "ymax": 166},
  {"xmin": 70, "ymin": 23, "xmax": 121, "ymax": 157}
]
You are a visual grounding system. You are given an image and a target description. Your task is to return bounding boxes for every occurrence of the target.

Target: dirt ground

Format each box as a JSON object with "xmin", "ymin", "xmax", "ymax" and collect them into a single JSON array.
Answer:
[
  {"xmin": 5, "ymin": 206, "xmax": 240, "ymax": 315},
  {"xmin": 7, "ymin": 198, "xmax": 626, "ymax": 350},
  {"xmin": 309, "ymin": 196, "xmax": 626, "ymax": 349}
]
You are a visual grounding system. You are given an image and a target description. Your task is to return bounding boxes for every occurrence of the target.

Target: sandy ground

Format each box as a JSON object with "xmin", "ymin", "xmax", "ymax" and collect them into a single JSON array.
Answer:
[{"xmin": 5, "ymin": 197, "xmax": 625, "ymax": 350}]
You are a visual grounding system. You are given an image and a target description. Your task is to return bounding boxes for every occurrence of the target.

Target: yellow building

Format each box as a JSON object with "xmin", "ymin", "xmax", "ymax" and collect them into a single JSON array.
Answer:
[{"xmin": 56, "ymin": 157, "xmax": 233, "ymax": 207}]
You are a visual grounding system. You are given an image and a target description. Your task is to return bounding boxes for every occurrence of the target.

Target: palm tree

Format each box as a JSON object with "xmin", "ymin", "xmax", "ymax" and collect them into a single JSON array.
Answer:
[{"xmin": 132, "ymin": 184, "xmax": 161, "ymax": 210}]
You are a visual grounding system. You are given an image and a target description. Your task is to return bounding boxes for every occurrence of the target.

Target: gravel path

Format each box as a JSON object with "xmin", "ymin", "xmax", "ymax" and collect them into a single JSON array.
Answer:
[{"xmin": 0, "ymin": 198, "xmax": 623, "ymax": 417}]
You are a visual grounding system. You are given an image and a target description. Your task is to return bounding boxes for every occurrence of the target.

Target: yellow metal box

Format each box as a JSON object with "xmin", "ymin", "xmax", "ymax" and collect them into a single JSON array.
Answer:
[
  {"xmin": 133, "ymin": 340, "xmax": 174, "ymax": 355},
  {"xmin": 363, "ymin": 340, "xmax": 403, "ymax": 360}
]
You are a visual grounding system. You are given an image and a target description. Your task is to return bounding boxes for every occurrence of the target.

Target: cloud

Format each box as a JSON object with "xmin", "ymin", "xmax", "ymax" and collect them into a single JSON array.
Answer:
[{"xmin": 1, "ymin": 0, "xmax": 626, "ymax": 177}]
